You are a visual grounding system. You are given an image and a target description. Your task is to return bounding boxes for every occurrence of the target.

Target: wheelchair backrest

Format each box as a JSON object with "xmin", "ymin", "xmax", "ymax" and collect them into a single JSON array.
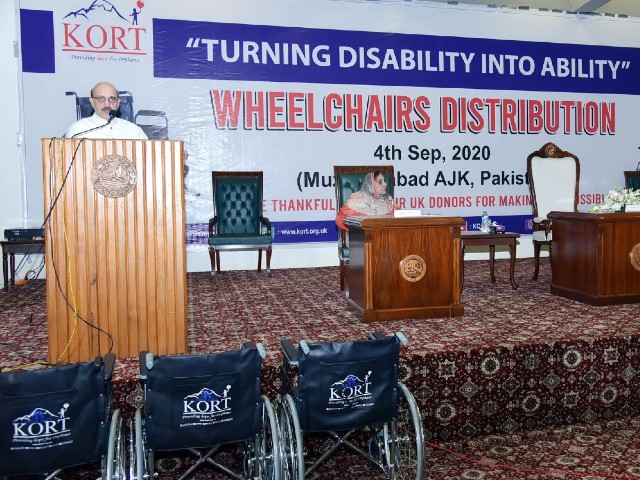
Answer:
[
  {"xmin": 297, "ymin": 336, "xmax": 400, "ymax": 432},
  {"xmin": 144, "ymin": 347, "xmax": 262, "ymax": 451},
  {"xmin": 117, "ymin": 91, "xmax": 135, "ymax": 122},
  {"xmin": 0, "ymin": 361, "xmax": 108, "ymax": 476}
]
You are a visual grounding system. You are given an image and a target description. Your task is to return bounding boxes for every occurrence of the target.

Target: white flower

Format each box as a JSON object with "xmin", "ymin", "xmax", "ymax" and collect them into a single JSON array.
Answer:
[{"xmin": 588, "ymin": 186, "xmax": 640, "ymax": 213}]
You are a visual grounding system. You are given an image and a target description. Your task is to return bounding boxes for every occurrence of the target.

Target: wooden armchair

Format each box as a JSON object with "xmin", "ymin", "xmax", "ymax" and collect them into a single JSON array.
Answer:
[
  {"xmin": 527, "ymin": 143, "xmax": 580, "ymax": 280},
  {"xmin": 208, "ymin": 171, "xmax": 272, "ymax": 276},
  {"xmin": 333, "ymin": 165, "xmax": 395, "ymax": 296}
]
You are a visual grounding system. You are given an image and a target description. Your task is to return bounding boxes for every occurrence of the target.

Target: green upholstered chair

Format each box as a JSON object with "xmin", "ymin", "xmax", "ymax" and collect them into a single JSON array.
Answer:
[
  {"xmin": 208, "ymin": 171, "xmax": 272, "ymax": 276},
  {"xmin": 333, "ymin": 165, "xmax": 394, "ymax": 296},
  {"xmin": 624, "ymin": 171, "xmax": 640, "ymax": 191},
  {"xmin": 527, "ymin": 143, "xmax": 580, "ymax": 281}
]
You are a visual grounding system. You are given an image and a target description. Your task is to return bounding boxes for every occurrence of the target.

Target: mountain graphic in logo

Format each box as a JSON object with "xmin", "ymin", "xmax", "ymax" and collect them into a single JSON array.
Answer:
[
  {"xmin": 185, "ymin": 386, "xmax": 231, "ymax": 402},
  {"xmin": 332, "ymin": 372, "xmax": 372, "ymax": 389},
  {"xmin": 16, "ymin": 406, "xmax": 66, "ymax": 424},
  {"xmin": 64, "ymin": 0, "xmax": 127, "ymax": 22}
]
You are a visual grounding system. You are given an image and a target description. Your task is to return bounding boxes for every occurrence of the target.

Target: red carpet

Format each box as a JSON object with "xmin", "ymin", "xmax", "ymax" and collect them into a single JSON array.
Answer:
[{"xmin": 2, "ymin": 258, "xmax": 640, "ymax": 478}]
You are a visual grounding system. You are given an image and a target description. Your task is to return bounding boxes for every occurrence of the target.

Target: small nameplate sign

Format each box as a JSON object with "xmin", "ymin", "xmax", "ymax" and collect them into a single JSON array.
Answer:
[
  {"xmin": 626, "ymin": 205, "xmax": 640, "ymax": 213},
  {"xmin": 394, "ymin": 210, "xmax": 421, "ymax": 217}
]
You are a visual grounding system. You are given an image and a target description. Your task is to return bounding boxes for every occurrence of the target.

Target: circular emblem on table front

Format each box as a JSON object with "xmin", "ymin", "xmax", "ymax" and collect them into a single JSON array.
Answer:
[
  {"xmin": 630, "ymin": 243, "xmax": 640, "ymax": 272},
  {"xmin": 400, "ymin": 255, "xmax": 426, "ymax": 282},
  {"xmin": 91, "ymin": 155, "xmax": 137, "ymax": 198}
]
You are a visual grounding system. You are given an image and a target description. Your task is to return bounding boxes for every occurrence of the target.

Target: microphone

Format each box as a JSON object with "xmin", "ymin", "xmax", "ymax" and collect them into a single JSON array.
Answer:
[{"xmin": 69, "ymin": 110, "xmax": 117, "ymax": 138}]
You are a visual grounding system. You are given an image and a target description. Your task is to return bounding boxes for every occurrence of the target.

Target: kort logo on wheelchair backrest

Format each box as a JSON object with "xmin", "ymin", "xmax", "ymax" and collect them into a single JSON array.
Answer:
[
  {"xmin": 327, "ymin": 372, "xmax": 373, "ymax": 409},
  {"xmin": 181, "ymin": 386, "xmax": 232, "ymax": 427},
  {"xmin": 11, "ymin": 405, "xmax": 72, "ymax": 450}
]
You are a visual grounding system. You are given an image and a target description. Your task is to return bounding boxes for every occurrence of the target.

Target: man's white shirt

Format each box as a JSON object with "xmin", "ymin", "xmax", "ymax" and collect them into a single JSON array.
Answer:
[{"xmin": 65, "ymin": 113, "xmax": 148, "ymax": 139}]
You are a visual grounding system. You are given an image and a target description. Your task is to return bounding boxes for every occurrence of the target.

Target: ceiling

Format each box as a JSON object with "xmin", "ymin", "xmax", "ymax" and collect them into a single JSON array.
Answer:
[{"xmin": 421, "ymin": 0, "xmax": 640, "ymax": 18}]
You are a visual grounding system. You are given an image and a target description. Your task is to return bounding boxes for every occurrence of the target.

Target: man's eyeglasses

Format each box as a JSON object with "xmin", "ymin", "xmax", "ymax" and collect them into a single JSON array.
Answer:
[{"xmin": 92, "ymin": 96, "xmax": 119, "ymax": 104}]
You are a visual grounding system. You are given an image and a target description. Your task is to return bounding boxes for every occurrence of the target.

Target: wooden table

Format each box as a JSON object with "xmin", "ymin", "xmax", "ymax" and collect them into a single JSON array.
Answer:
[
  {"xmin": 548, "ymin": 211, "xmax": 640, "ymax": 305},
  {"xmin": 1, "ymin": 238, "xmax": 45, "ymax": 291},
  {"xmin": 461, "ymin": 231, "xmax": 520, "ymax": 290},
  {"xmin": 345, "ymin": 214, "xmax": 465, "ymax": 322}
]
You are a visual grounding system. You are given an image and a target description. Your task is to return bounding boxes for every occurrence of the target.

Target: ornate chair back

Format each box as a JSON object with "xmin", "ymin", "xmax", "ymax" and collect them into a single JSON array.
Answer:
[{"xmin": 527, "ymin": 142, "xmax": 580, "ymax": 280}]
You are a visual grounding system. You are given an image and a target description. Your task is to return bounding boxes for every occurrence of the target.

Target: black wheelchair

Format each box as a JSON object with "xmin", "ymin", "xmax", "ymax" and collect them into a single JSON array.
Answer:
[
  {"xmin": 0, "ymin": 353, "xmax": 125, "ymax": 479},
  {"xmin": 278, "ymin": 332, "xmax": 424, "ymax": 480},
  {"xmin": 129, "ymin": 343, "xmax": 282, "ymax": 480}
]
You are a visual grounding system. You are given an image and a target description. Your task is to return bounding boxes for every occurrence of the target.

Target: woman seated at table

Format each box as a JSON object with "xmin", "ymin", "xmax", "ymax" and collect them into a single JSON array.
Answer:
[{"xmin": 336, "ymin": 170, "xmax": 395, "ymax": 231}]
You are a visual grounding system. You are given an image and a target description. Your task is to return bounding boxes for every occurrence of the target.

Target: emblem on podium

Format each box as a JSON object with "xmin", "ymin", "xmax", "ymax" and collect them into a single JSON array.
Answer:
[
  {"xmin": 400, "ymin": 255, "xmax": 426, "ymax": 282},
  {"xmin": 91, "ymin": 155, "xmax": 137, "ymax": 198}
]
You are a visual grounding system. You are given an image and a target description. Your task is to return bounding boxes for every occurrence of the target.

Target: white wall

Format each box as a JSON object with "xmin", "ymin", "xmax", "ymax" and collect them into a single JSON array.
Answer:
[{"xmin": 0, "ymin": 0, "xmax": 31, "ymax": 289}]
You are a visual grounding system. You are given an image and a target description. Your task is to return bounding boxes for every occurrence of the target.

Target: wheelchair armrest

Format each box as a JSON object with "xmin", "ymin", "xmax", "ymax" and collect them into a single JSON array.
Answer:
[
  {"xmin": 281, "ymin": 338, "xmax": 299, "ymax": 366},
  {"xmin": 102, "ymin": 352, "xmax": 116, "ymax": 380}
]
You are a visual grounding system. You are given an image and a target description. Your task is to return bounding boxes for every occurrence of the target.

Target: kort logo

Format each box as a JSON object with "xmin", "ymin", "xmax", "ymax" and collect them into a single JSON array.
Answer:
[
  {"xmin": 11, "ymin": 404, "xmax": 72, "ymax": 450},
  {"xmin": 329, "ymin": 372, "xmax": 373, "ymax": 403},
  {"xmin": 182, "ymin": 385, "xmax": 231, "ymax": 418},
  {"xmin": 62, "ymin": 0, "xmax": 148, "ymax": 55}
]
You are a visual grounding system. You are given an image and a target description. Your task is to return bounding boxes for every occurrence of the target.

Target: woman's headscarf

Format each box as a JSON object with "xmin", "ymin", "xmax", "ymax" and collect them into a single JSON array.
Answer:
[{"xmin": 358, "ymin": 171, "xmax": 394, "ymax": 215}]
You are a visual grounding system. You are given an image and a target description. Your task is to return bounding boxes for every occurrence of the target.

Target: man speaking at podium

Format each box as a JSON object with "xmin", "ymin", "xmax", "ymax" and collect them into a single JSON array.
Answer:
[{"xmin": 65, "ymin": 81, "xmax": 148, "ymax": 139}]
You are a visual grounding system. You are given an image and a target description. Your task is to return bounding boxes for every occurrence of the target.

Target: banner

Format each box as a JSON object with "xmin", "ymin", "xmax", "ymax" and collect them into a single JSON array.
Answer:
[{"xmin": 18, "ymin": 0, "xmax": 640, "ymax": 249}]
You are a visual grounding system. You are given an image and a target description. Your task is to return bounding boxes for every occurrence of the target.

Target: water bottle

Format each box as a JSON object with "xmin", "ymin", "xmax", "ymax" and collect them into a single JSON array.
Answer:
[{"xmin": 481, "ymin": 211, "xmax": 490, "ymax": 232}]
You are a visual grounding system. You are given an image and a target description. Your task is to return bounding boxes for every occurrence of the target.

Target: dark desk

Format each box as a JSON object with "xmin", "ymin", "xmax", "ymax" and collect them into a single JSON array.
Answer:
[
  {"xmin": 461, "ymin": 231, "xmax": 520, "ymax": 290},
  {"xmin": 548, "ymin": 211, "xmax": 640, "ymax": 305},
  {"xmin": 345, "ymin": 214, "xmax": 465, "ymax": 322},
  {"xmin": 1, "ymin": 239, "xmax": 45, "ymax": 291}
]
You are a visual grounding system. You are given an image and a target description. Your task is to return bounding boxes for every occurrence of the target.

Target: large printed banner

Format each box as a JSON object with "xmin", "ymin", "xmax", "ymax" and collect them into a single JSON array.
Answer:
[{"xmin": 18, "ymin": 0, "xmax": 640, "ymax": 249}]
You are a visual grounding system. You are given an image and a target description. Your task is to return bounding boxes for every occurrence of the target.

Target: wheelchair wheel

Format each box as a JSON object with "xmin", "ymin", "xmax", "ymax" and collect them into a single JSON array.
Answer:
[
  {"xmin": 278, "ymin": 394, "xmax": 304, "ymax": 480},
  {"xmin": 391, "ymin": 382, "xmax": 425, "ymax": 480},
  {"xmin": 105, "ymin": 409, "xmax": 126, "ymax": 479},
  {"xmin": 259, "ymin": 396, "xmax": 282, "ymax": 479},
  {"xmin": 128, "ymin": 409, "xmax": 146, "ymax": 480}
]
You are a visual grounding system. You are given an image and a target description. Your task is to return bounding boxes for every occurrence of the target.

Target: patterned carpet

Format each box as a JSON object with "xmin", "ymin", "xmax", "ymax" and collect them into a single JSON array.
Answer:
[{"xmin": 2, "ymin": 258, "xmax": 640, "ymax": 478}]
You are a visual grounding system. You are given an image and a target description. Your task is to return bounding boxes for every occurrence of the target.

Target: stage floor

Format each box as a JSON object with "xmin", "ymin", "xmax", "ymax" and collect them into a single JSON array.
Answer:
[{"xmin": 1, "ymin": 258, "xmax": 640, "ymax": 442}]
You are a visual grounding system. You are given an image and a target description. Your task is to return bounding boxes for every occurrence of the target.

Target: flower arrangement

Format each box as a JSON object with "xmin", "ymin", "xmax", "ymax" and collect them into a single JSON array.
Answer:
[{"xmin": 588, "ymin": 185, "xmax": 640, "ymax": 213}]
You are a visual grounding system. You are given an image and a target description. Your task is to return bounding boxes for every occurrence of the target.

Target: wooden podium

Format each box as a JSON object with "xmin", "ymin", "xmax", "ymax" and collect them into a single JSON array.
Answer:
[
  {"xmin": 344, "ymin": 215, "xmax": 465, "ymax": 322},
  {"xmin": 548, "ymin": 211, "xmax": 640, "ymax": 305},
  {"xmin": 42, "ymin": 138, "xmax": 188, "ymax": 363}
]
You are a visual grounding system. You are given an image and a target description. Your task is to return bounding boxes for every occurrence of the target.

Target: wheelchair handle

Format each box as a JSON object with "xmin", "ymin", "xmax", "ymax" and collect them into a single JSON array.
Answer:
[
  {"xmin": 300, "ymin": 340, "xmax": 310, "ymax": 355},
  {"xmin": 256, "ymin": 342, "xmax": 267, "ymax": 359},
  {"xmin": 145, "ymin": 352, "xmax": 154, "ymax": 371},
  {"xmin": 395, "ymin": 332, "xmax": 409, "ymax": 345}
]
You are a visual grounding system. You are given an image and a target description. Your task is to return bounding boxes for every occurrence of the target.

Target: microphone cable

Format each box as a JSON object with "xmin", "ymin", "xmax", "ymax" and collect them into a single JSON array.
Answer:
[
  {"xmin": 43, "ymin": 136, "xmax": 114, "ymax": 362},
  {"xmin": 68, "ymin": 109, "xmax": 118, "ymax": 138}
]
